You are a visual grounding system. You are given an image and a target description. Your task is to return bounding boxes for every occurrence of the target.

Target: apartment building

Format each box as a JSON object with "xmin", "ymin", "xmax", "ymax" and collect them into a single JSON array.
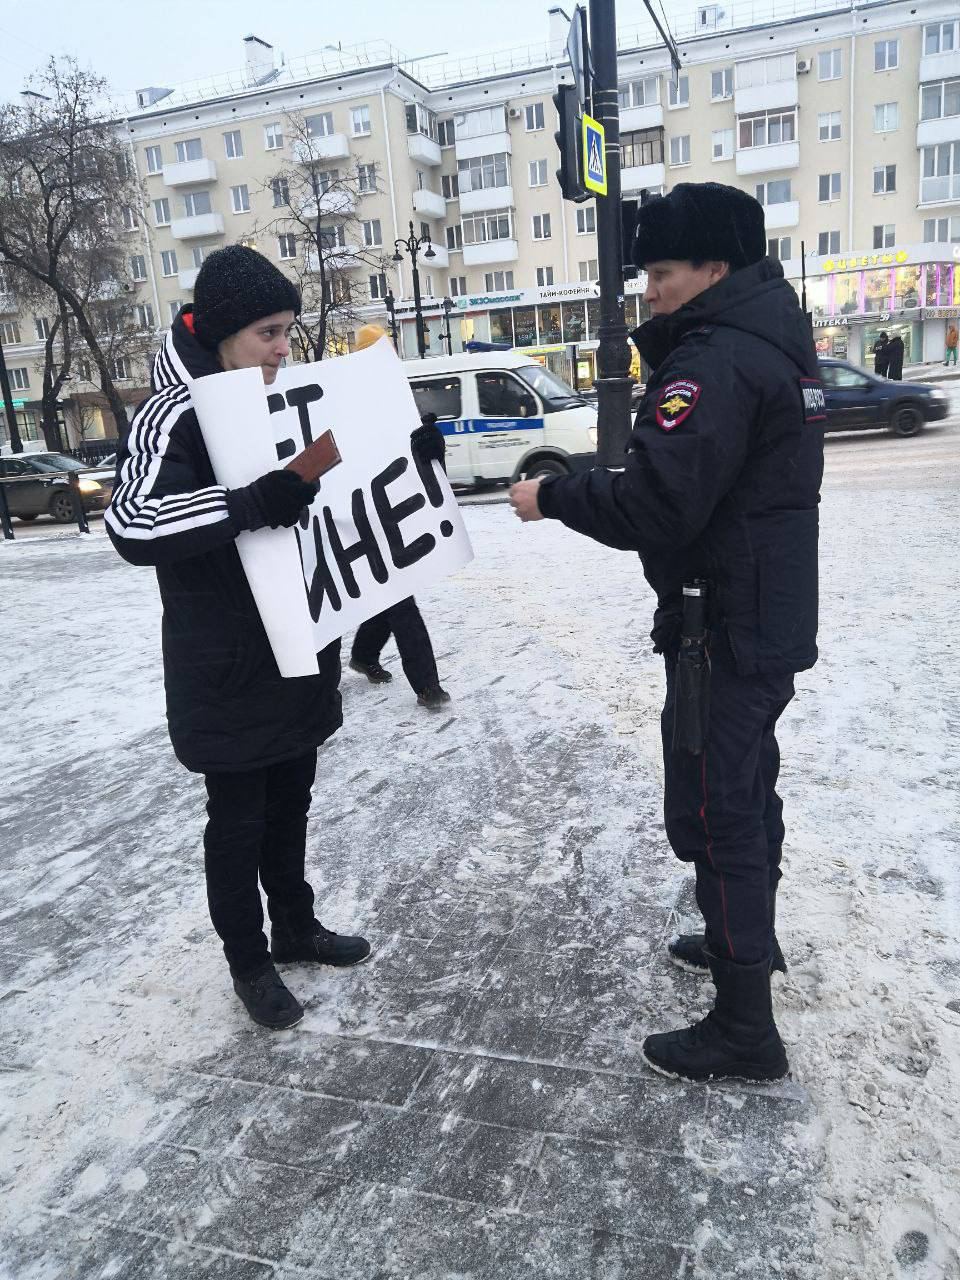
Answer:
[{"xmin": 1, "ymin": 0, "xmax": 959, "ymax": 448}]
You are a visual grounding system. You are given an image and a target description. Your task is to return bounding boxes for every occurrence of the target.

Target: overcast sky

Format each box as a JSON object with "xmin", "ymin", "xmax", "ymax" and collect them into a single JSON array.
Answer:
[{"xmin": 0, "ymin": 0, "xmax": 697, "ymax": 101}]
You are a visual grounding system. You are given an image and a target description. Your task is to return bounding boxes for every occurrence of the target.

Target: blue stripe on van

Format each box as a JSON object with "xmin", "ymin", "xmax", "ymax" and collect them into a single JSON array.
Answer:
[{"xmin": 439, "ymin": 418, "xmax": 545, "ymax": 436}]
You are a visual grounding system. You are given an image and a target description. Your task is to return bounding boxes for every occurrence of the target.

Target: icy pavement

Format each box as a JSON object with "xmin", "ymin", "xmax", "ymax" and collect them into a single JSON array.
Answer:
[{"xmin": 1, "ymin": 422, "xmax": 959, "ymax": 1279}]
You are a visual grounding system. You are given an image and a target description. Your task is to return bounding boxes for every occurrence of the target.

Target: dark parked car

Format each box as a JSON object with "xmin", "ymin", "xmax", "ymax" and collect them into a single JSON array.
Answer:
[
  {"xmin": 819, "ymin": 358, "xmax": 950, "ymax": 436},
  {"xmin": 0, "ymin": 451, "xmax": 111, "ymax": 523}
]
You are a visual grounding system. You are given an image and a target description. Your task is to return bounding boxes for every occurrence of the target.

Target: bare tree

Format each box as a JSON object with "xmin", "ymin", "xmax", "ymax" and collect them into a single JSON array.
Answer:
[
  {"xmin": 0, "ymin": 57, "xmax": 149, "ymax": 445},
  {"xmin": 256, "ymin": 111, "xmax": 393, "ymax": 360}
]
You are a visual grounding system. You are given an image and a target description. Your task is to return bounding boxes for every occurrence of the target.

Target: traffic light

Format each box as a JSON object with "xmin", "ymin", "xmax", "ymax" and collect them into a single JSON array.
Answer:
[{"xmin": 552, "ymin": 83, "xmax": 588, "ymax": 203}]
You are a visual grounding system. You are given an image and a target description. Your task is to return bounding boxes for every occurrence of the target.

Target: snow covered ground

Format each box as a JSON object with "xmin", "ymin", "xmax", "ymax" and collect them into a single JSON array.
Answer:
[{"xmin": 1, "ymin": 410, "xmax": 959, "ymax": 1278}]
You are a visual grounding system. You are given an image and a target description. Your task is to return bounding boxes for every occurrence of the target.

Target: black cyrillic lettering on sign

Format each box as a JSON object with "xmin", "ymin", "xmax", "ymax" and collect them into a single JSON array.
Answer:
[
  {"xmin": 268, "ymin": 392, "xmax": 299, "ymax": 460},
  {"xmin": 306, "ymin": 513, "xmax": 342, "ymax": 618},
  {"xmin": 413, "ymin": 448, "xmax": 445, "ymax": 510},
  {"xmin": 323, "ymin": 490, "xmax": 389, "ymax": 599},
  {"xmin": 285, "ymin": 384, "xmax": 324, "ymax": 445},
  {"xmin": 371, "ymin": 456, "xmax": 435, "ymax": 570}
]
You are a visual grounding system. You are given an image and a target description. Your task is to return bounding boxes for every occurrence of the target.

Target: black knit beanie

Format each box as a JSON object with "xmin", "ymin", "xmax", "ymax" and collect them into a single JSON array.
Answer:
[
  {"xmin": 633, "ymin": 183, "xmax": 767, "ymax": 272},
  {"xmin": 192, "ymin": 244, "xmax": 301, "ymax": 350}
]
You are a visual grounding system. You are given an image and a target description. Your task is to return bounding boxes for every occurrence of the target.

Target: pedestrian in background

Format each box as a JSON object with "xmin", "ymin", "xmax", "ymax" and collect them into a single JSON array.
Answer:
[
  {"xmin": 872, "ymin": 331, "xmax": 890, "ymax": 377},
  {"xmin": 945, "ymin": 324, "xmax": 958, "ymax": 367},
  {"xmin": 886, "ymin": 333, "xmax": 905, "ymax": 381},
  {"xmin": 106, "ymin": 245, "xmax": 370, "ymax": 1032}
]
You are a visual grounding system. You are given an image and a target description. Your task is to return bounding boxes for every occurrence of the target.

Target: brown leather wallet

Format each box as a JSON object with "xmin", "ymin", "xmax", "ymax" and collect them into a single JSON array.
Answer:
[{"xmin": 285, "ymin": 430, "xmax": 342, "ymax": 483}]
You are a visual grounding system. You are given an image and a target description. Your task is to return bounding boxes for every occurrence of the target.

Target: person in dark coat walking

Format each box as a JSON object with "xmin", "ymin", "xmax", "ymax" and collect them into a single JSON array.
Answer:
[
  {"xmin": 510, "ymin": 183, "xmax": 823, "ymax": 1083},
  {"xmin": 872, "ymin": 332, "xmax": 890, "ymax": 377},
  {"xmin": 106, "ymin": 245, "xmax": 370, "ymax": 1031},
  {"xmin": 886, "ymin": 334, "xmax": 905, "ymax": 380}
]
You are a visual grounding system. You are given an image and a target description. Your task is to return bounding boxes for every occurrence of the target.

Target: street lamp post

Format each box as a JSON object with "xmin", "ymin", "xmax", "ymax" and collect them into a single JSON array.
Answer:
[
  {"xmin": 384, "ymin": 290, "xmax": 399, "ymax": 352},
  {"xmin": 0, "ymin": 333, "xmax": 24, "ymax": 455},
  {"xmin": 393, "ymin": 220, "xmax": 435, "ymax": 359},
  {"xmin": 439, "ymin": 296, "xmax": 455, "ymax": 356}
]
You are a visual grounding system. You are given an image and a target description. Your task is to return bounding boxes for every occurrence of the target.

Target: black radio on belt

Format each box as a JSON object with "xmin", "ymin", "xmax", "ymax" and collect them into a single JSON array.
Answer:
[{"xmin": 673, "ymin": 579, "xmax": 711, "ymax": 755}]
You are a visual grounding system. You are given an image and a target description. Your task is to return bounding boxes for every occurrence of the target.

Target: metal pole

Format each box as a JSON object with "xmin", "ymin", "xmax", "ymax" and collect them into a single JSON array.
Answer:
[
  {"xmin": 0, "ymin": 460, "xmax": 14, "ymax": 540},
  {"xmin": 68, "ymin": 471, "xmax": 90, "ymax": 534},
  {"xmin": 410, "ymin": 240, "xmax": 427, "ymax": 359},
  {"xmin": 385, "ymin": 291, "xmax": 399, "ymax": 351},
  {"xmin": 0, "ymin": 334, "xmax": 24, "ymax": 455},
  {"xmin": 589, "ymin": 0, "xmax": 633, "ymax": 465}
]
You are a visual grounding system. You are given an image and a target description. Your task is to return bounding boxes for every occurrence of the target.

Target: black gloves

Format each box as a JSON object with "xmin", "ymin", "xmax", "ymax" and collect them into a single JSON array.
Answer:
[
  {"xmin": 226, "ymin": 469, "xmax": 317, "ymax": 533},
  {"xmin": 411, "ymin": 419, "xmax": 446, "ymax": 466}
]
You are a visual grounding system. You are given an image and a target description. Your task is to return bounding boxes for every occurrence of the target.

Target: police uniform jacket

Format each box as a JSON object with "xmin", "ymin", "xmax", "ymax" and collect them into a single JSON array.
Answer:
[
  {"xmin": 105, "ymin": 310, "xmax": 342, "ymax": 774},
  {"xmin": 537, "ymin": 258, "xmax": 824, "ymax": 676}
]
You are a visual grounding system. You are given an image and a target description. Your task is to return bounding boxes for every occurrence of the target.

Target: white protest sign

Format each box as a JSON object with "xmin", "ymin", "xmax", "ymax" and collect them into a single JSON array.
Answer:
[{"xmin": 191, "ymin": 338, "xmax": 473, "ymax": 676}]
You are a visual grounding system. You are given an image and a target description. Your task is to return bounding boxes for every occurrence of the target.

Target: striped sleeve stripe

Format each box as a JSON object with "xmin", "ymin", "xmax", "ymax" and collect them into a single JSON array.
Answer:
[
  {"xmin": 112, "ymin": 387, "xmax": 191, "ymax": 523},
  {"xmin": 119, "ymin": 506, "xmax": 229, "ymax": 541}
]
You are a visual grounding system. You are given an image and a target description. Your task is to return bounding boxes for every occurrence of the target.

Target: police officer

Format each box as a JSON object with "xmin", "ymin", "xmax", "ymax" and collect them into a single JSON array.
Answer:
[{"xmin": 510, "ymin": 183, "xmax": 823, "ymax": 1083}]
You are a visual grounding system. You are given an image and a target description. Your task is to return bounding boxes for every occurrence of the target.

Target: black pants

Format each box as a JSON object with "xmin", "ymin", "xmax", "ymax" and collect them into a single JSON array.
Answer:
[
  {"xmin": 203, "ymin": 750, "xmax": 318, "ymax": 978},
  {"xmin": 661, "ymin": 637, "xmax": 795, "ymax": 966},
  {"xmin": 351, "ymin": 597, "xmax": 439, "ymax": 694}
]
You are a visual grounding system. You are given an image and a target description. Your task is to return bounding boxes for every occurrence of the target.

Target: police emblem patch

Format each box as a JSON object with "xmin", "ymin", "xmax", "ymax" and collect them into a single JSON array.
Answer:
[
  {"xmin": 798, "ymin": 377, "xmax": 827, "ymax": 424},
  {"xmin": 656, "ymin": 379, "xmax": 701, "ymax": 430}
]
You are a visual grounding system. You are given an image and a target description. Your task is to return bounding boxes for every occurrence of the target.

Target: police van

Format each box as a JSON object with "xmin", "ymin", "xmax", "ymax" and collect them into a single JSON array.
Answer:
[{"xmin": 403, "ymin": 352, "xmax": 598, "ymax": 488}]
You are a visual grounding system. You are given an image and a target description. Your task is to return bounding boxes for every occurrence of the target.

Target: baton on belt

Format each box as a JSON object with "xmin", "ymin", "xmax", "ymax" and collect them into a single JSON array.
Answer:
[{"xmin": 672, "ymin": 579, "xmax": 711, "ymax": 755}]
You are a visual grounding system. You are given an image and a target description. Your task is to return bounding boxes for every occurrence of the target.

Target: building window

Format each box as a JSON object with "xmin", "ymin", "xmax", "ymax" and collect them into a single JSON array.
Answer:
[
  {"xmin": 755, "ymin": 178, "xmax": 792, "ymax": 206},
  {"xmin": 618, "ymin": 75, "xmax": 661, "ymax": 108},
  {"xmin": 529, "ymin": 159, "xmax": 548, "ymax": 187},
  {"xmin": 77, "ymin": 358, "xmax": 92, "ymax": 381},
  {"xmin": 536, "ymin": 266, "xmax": 554, "ymax": 287},
  {"xmin": 0, "ymin": 321, "xmax": 20, "ymax": 344},
  {"xmin": 121, "ymin": 205, "xmax": 139, "ymax": 231},
  {"xmin": 175, "ymin": 138, "xmax": 203, "ymax": 163},
  {"xmin": 457, "ymin": 153, "xmax": 510, "ymax": 193},
  {"xmin": 924, "ymin": 21, "xmax": 959, "ymax": 57},
  {"xmin": 620, "ymin": 128, "xmax": 664, "ymax": 169},
  {"xmin": 441, "ymin": 173, "xmax": 459, "ymax": 200},
  {"xmin": 110, "ymin": 357, "xmax": 129, "ymax": 380},
  {"xmin": 668, "ymin": 75, "xmax": 689, "ymax": 108},
  {"xmin": 532, "ymin": 212, "xmax": 552, "ymax": 240},
  {"xmin": 818, "ymin": 230, "xmax": 840, "ymax": 255},
  {"xmin": 818, "ymin": 111, "xmax": 842, "ymax": 142},
  {"xmin": 874, "ymin": 102, "xmax": 899, "ymax": 133},
  {"xmin": 818, "ymin": 172, "xmax": 841, "ymax": 202},
  {"xmin": 264, "ymin": 122, "xmax": 283, "ymax": 150},
  {"xmin": 361, "ymin": 219, "xmax": 382, "ymax": 247},
  {"xmin": 369, "ymin": 273, "xmax": 388, "ymax": 300},
  {"xmin": 872, "ymin": 224, "xmax": 895, "ymax": 249},
  {"xmin": 34, "ymin": 316, "xmax": 50, "ymax": 340},
  {"xmin": 9, "ymin": 367, "xmax": 29, "ymax": 390},
  {"xmin": 192, "ymin": 244, "xmax": 214, "ymax": 268},
  {"xmin": 578, "ymin": 258, "xmax": 598, "ymax": 282},
  {"xmin": 735, "ymin": 54, "xmax": 795, "ymax": 89},
  {"xmin": 438, "ymin": 119, "xmax": 456, "ymax": 147},
  {"xmin": 767, "ymin": 236, "xmax": 792, "ymax": 261},
  {"xmin": 153, "ymin": 197, "xmax": 170, "ymax": 226},
  {"xmin": 921, "ymin": 143, "xmax": 960, "ymax": 203},
  {"xmin": 576, "ymin": 206, "xmax": 596, "ymax": 235},
  {"xmin": 711, "ymin": 67, "xmax": 733, "ymax": 100},
  {"xmin": 168, "ymin": 300, "xmax": 182, "ymax": 323},
  {"xmin": 145, "ymin": 145, "xmax": 162, "ymax": 174},
  {"xmin": 130, "ymin": 255, "xmax": 147, "ymax": 282},
  {"xmin": 484, "ymin": 270, "xmax": 514, "ymax": 291},
  {"xmin": 818, "ymin": 49, "xmax": 843, "ymax": 81},
  {"xmin": 712, "ymin": 128, "xmax": 734, "ymax": 161},
  {"xmin": 406, "ymin": 102, "xmax": 438, "ymax": 139},
  {"xmin": 449, "ymin": 276, "xmax": 467, "ymax": 296},
  {"xmin": 183, "ymin": 190, "xmax": 212, "ymax": 218},
  {"xmin": 223, "ymin": 129, "xmax": 243, "ymax": 158},
  {"xmin": 669, "ymin": 135, "xmax": 691, "ymax": 166},
  {"xmin": 160, "ymin": 250, "xmax": 178, "ymax": 276},
  {"xmin": 318, "ymin": 223, "xmax": 346, "ymax": 251},
  {"xmin": 874, "ymin": 39, "xmax": 899, "ymax": 71},
  {"xmin": 738, "ymin": 108, "xmax": 796, "ymax": 149},
  {"xmin": 278, "ymin": 234, "xmax": 296, "ymax": 260},
  {"xmin": 462, "ymin": 211, "xmax": 513, "ymax": 244},
  {"xmin": 446, "ymin": 224, "xmax": 463, "ymax": 250},
  {"xmin": 873, "ymin": 163, "xmax": 896, "ymax": 194},
  {"xmin": 351, "ymin": 105, "xmax": 371, "ymax": 137},
  {"xmin": 921, "ymin": 80, "xmax": 960, "ymax": 122},
  {"xmin": 524, "ymin": 102, "xmax": 545, "ymax": 131},
  {"xmin": 923, "ymin": 215, "xmax": 960, "ymax": 243},
  {"xmin": 306, "ymin": 112, "xmax": 334, "ymax": 138},
  {"xmin": 135, "ymin": 303, "xmax": 155, "ymax": 330},
  {"xmin": 230, "ymin": 184, "xmax": 250, "ymax": 214},
  {"xmin": 271, "ymin": 177, "xmax": 289, "ymax": 208},
  {"xmin": 357, "ymin": 162, "xmax": 377, "ymax": 193}
]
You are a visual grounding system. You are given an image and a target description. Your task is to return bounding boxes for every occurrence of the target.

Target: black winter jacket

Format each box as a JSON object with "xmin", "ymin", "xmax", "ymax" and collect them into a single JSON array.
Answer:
[
  {"xmin": 537, "ymin": 258, "xmax": 824, "ymax": 676},
  {"xmin": 105, "ymin": 310, "xmax": 342, "ymax": 774}
]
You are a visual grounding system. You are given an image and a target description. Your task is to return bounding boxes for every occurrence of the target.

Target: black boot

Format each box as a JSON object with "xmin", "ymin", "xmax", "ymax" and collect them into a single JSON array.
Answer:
[
  {"xmin": 416, "ymin": 684, "xmax": 451, "ymax": 709},
  {"xmin": 232, "ymin": 964, "xmax": 304, "ymax": 1030},
  {"xmin": 642, "ymin": 952, "xmax": 789, "ymax": 1083},
  {"xmin": 668, "ymin": 884, "xmax": 787, "ymax": 976},
  {"xmin": 271, "ymin": 919, "xmax": 371, "ymax": 967},
  {"xmin": 349, "ymin": 658, "xmax": 392, "ymax": 684}
]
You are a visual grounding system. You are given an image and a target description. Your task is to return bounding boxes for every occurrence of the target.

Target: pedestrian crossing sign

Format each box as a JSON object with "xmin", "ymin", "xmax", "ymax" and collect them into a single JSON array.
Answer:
[{"xmin": 582, "ymin": 112, "xmax": 607, "ymax": 196}]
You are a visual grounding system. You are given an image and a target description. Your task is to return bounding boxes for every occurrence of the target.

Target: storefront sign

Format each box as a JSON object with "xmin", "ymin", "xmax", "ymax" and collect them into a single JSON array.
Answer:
[
  {"xmin": 924, "ymin": 307, "xmax": 960, "ymax": 320},
  {"xmin": 823, "ymin": 251, "xmax": 909, "ymax": 272}
]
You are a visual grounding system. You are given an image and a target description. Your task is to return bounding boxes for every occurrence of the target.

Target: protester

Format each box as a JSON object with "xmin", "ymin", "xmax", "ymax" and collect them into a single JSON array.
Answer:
[
  {"xmin": 347, "ymin": 325, "xmax": 452, "ymax": 710},
  {"xmin": 886, "ymin": 333, "xmax": 905, "ymax": 380},
  {"xmin": 105, "ymin": 245, "xmax": 370, "ymax": 1031},
  {"xmin": 510, "ymin": 183, "xmax": 823, "ymax": 1083},
  {"xmin": 946, "ymin": 324, "xmax": 958, "ymax": 368},
  {"xmin": 872, "ymin": 332, "xmax": 890, "ymax": 377}
]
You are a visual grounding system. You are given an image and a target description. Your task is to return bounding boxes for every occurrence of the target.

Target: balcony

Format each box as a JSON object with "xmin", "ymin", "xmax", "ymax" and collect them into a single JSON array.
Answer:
[
  {"xmin": 762, "ymin": 200, "xmax": 800, "ymax": 230},
  {"xmin": 455, "ymin": 132, "xmax": 512, "ymax": 162},
  {"xmin": 459, "ymin": 184, "xmax": 514, "ymax": 215},
  {"xmin": 407, "ymin": 133, "xmax": 442, "ymax": 166},
  {"xmin": 178, "ymin": 267, "xmax": 200, "ymax": 290},
  {"xmin": 170, "ymin": 212, "xmax": 225, "ymax": 240},
  {"xmin": 306, "ymin": 245, "xmax": 359, "ymax": 272},
  {"xmin": 412, "ymin": 188, "xmax": 447, "ymax": 219},
  {"xmin": 621, "ymin": 162, "xmax": 666, "ymax": 194},
  {"xmin": 917, "ymin": 115, "xmax": 960, "ymax": 149},
  {"xmin": 462, "ymin": 239, "xmax": 519, "ymax": 267},
  {"xmin": 306, "ymin": 189, "xmax": 357, "ymax": 218},
  {"xmin": 620, "ymin": 103, "xmax": 664, "ymax": 132},
  {"xmin": 919, "ymin": 49, "xmax": 960, "ymax": 84},
  {"xmin": 734, "ymin": 79, "xmax": 798, "ymax": 116},
  {"xmin": 163, "ymin": 158, "xmax": 218, "ymax": 187},
  {"xmin": 735, "ymin": 141, "xmax": 800, "ymax": 176},
  {"xmin": 293, "ymin": 134, "xmax": 351, "ymax": 163}
]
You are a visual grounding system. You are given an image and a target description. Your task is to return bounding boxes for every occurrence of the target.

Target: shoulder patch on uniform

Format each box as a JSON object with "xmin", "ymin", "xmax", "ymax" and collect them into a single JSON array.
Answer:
[
  {"xmin": 656, "ymin": 379, "xmax": 701, "ymax": 431},
  {"xmin": 799, "ymin": 377, "xmax": 827, "ymax": 424}
]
